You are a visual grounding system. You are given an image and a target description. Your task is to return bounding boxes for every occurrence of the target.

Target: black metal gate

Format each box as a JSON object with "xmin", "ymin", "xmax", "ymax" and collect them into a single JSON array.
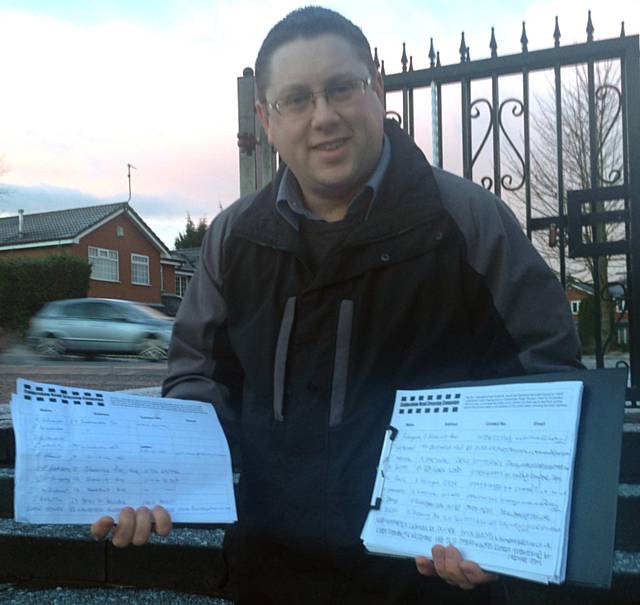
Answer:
[
  {"xmin": 379, "ymin": 14, "xmax": 639, "ymax": 404},
  {"xmin": 237, "ymin": 14, "xmax": 640, "ymax": 403}
]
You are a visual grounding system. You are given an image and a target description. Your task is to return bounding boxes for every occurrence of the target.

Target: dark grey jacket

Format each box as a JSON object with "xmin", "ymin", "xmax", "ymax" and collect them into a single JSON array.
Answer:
[{"xmin": 163, "ymin": 121, "xmax": 582, "ymax": 603}]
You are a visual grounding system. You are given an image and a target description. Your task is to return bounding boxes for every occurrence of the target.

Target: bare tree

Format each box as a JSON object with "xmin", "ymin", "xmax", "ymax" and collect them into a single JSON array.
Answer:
[
  {"xmin": 504, "ymin": 61, "xmax": 626, "ymax": 350},
  {"xmin": 0, "ymin": 157, "xmax": 8, "ymax": 203},
  {"xmin": 510, "ymin": 62, "xmax": 625, "ymax": 281}
]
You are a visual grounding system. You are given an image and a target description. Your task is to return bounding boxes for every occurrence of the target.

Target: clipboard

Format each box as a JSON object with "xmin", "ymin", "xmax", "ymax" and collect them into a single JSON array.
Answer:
[{"xmin": 434, "ymin": 367, "xmax": 628, "ymax": 588}]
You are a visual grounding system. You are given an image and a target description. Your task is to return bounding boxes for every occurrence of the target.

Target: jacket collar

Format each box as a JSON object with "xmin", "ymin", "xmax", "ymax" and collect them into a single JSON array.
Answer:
[{"xmin": 231, "ymin": 118, "xmax": 444, "ymax": 251}]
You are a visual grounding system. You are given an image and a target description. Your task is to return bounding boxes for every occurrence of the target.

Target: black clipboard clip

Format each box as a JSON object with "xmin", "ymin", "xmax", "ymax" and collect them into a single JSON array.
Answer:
[{"xmin": 370, "ymin": 425, "xmax": 398, "ymax": 510}]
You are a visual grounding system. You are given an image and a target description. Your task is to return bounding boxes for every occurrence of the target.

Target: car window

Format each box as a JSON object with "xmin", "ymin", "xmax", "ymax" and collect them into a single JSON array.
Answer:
[
  {"xmin": 61, "ymin": 303, "xmax": 90, "ymax": 318},
  {"xmin": 38, "ymin": 303, "xmax": 62, "ymax": 317},
  {"xmin": 92, "ymin": 302, "xmax": 127, "ymax": 320},
  {"xmin": 59, "ymin": 301, "xmax": 125, "ymax": 320}
]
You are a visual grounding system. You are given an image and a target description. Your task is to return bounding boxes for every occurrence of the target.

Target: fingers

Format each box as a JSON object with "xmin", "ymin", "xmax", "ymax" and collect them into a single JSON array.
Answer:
[
  {"xmin": 152, "ymin": 505, "xmax": 173, "ymax": 537},
  {"xmin": 431, "ymin": 544, "xmax": 497, "ymax": 590},
  {"xmin": 90, "ymin": 515, "xmax": 115, "ymax": 541},
  {"xmin": 112, "ymin": 506, "xmax": 136, "ymax": 548},
  {"xmin": 132, "ymin": 506, "xmax": 153, "ymax": 546},
  {"xmin": 415, "ymin": 555, "xmax": 437, "ymax": 576},
  {"xmin": 92, "ymin": 506, "xmax": 173, "ymax": 548},
  {"xmin": 459, "ymin": 560, "xmax": 499, "ymax": 585}
]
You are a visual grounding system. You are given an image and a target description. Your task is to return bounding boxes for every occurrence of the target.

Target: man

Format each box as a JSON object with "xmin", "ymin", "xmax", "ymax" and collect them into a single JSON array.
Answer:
[{"xmin": 92, "ymin": 7, "xmax": 582, "ymax": 604}]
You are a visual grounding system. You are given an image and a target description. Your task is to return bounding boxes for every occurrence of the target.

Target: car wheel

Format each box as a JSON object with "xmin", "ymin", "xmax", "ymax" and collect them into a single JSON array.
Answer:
[
  {"xmin": 137, "ymin": 336, "xmax": 167, "ymax": 361},
  {"xmin": 36, "ymin": 335, "xmax": 65, "ymax": 358}
]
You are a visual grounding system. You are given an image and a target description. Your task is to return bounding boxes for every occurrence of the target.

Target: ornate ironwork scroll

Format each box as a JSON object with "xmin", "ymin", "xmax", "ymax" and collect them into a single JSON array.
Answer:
[
  {"xmin": 469, "ymin": 98, "xmax": 493, "ymax": 190},
  {"xmin": 498, "ymin": 98, "xmax": 526, "ymax": 192}
]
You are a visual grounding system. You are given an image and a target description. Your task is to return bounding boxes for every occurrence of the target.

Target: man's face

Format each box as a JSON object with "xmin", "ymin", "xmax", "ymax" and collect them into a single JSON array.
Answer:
[{"xmin": 256, "ymin": 34, "xmax": 385, "ymax": 214}]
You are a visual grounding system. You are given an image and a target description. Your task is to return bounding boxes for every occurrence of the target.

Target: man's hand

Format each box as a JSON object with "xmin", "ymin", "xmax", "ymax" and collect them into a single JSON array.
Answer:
[
  {"xmin": 91, "ymin": 505, "xmax": 172, "ymax": 548},
  {"xmin": 415, "ymin": 545, "xmax": 498, "ymax": 590}
]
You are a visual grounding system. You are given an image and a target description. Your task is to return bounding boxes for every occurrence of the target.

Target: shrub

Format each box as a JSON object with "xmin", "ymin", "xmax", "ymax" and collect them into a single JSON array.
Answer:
[
  {"xmin": 577, "ymin": 296, "xmax": 595, "ymax": 353},
  {"xmin": 0, "ymin": 255, "xmax": 91, "ymax": 334}
]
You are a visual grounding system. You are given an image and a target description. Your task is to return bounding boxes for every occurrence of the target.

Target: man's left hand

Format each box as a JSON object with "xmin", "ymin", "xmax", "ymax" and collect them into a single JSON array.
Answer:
[{"xmin": 415, "ymin": 544, "xmax": 498, "ymax": 590}]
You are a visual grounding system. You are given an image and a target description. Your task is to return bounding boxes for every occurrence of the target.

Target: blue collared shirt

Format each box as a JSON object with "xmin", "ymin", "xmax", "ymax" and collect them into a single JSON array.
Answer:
[{"xmin": 276, "ymin": 134, "xmax": 391, "ymax": 230}]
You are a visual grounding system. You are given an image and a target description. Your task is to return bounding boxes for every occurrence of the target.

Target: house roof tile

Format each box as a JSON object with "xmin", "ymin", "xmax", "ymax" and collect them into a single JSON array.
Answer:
[{"xmin": 0, "ymin": 202, "xmax": 128, "ymax": 246}]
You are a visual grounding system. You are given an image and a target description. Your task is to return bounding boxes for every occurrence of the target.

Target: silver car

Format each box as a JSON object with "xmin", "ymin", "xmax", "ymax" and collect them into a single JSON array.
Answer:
[{"xmin": 27, "ymin": 298, "xmax": 174, "ymax": 360}]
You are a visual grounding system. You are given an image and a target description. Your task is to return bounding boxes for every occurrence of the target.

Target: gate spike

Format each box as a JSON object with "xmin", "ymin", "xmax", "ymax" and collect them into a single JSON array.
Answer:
[
  {"xmin": 428, "ymin": 37, "xmax": 436, "ymax": 68},
  {"xmin": 490, "ymin": 27, "xmax": 497, "ymax": 58},
  {"xmin": 401, "ymin": 42, "xmax": 408, "ymax": 72},
  {"xmin": 621, "ymin": 21, "xmax": 626, "ymax": 37},
  {"xmin": 409, "ymin": 55, "xmax": 414, "ymax": 72},
  {"xmin": 459, "ymin": 32, "xmax": 467, "ymax": 63},
  {"xmin": 586, "ymin": 10, "xmax": 594, "ymax": 42},
  {"xmin": 553, "ymin": 16, "xmax": 561, "ymax": 47},
  {"xmin": 436, "ymin": 51, "xmax": 441, "ymax": 68},
  {"xmin": 521, "ymin": 21, "xmax": 529, "ymax": 53},
  {"xmin": 373, "ymin": 47, "xmax": 380, "ymax": 70},
  {"xmin": 381, "ymin": 59, "xmax": 386, "ymax": 77},
  {"xmin": 466, "ymin": 47, "xmax": 470, "ymax": 62}
]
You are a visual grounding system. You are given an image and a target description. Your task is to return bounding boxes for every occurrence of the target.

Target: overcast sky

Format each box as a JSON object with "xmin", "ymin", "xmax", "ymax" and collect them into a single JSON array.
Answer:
[{"xmin": 0, "ymin": 0, "xmax": 636, "ymax": 247}]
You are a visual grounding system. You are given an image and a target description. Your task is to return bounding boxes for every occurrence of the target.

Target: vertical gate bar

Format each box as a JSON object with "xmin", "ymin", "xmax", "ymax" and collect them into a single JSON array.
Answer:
[
  {"xmin": 555, "ymin": 64, "xmax": 567, "ymax": 287},
  {"xmin": 437, "ymin": 83, "xmax": 444, "ymax": 169},
  {"xmin": 402, "ymin": 86, "xmax": 410, "ymax": 133},
  {"xmin": 620, "ymin": 56, "xmax": 632, "ymax": 380},
  {"xmin": 587, "ymin": 57, "xmax": 604, "ymax": 368},
  {"xmin": 237, "ymin": 69, "xmax": 257, "ymax": 196},
  {"xmin": 409, "ymin": 86, "xmax": 415, "ymax": 139},
  {"xmin": 431, "ymin": 83, "xmax": 441, "ymax": 167},
  {"xmin": 623, "ymin": 39, "xmax": 640, "ymax": 399},
  {"xmin": 461, "ymin": 79, "xmax": 472, "ymax": 180},
  {"xmin": 492, "ymin": 74, "xmax": 501, "ymax": 197},
  {"xmin": 523, "ymin": 68, "xmax": 532, "ymax": 241}
]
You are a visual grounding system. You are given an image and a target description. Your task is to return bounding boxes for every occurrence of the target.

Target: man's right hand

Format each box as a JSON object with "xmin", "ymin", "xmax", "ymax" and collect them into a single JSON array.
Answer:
[{"xmin": 91, "ymin": 505, "xmax": 172, "ymax": 547}]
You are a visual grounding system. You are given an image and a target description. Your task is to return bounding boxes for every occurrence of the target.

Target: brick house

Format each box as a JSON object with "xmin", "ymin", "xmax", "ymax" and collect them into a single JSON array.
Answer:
[
  {"xmin": 565, "ymin": 278, "xmax": 629, "ymax": 350},
  {"xmin": 566, "ymin": 280, "xmax": 593, "ymax": 321},
  {"xmin": 0, "ymin": 202, "xmax": 195, "ymax": 307}
]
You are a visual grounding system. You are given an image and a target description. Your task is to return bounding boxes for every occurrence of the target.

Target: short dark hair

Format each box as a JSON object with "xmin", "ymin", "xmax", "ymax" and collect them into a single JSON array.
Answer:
[{"xmin": 255, "ymin": 6, "xmax": 376, "ymax": 102}]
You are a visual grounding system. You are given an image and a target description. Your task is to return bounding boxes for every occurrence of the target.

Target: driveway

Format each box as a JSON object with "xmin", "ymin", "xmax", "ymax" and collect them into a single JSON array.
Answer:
[{"xmin": 0, "ymin": 344, "xmax": 167, "ymax": 404}]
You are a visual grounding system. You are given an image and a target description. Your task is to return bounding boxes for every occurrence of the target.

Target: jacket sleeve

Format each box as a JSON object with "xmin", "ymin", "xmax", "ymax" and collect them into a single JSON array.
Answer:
[
  {"xmin": 162, "ymin": 197, "xmax": 254, "ymax": 427},
  {"xmin": 433, "ymin": 167, "xmax": 584, "ymax": 374}
]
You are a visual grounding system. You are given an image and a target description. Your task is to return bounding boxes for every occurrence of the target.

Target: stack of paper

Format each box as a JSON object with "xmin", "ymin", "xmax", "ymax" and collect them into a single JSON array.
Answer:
[
  {"xmin": 361, "ymin": 381, "xmax": 583, "ymax": 584},
  {"xmin": 10, "ymin": 378, "xmax": 237, "ymax": 524}
]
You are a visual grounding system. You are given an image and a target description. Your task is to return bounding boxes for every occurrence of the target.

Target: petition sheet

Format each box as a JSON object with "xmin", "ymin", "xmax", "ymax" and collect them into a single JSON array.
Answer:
[
  {"xmin": 362, "ymin": 381, "xmax": 583, "ymax": 584},
  {"xmin": 11, "ymin": 379, "xmax": 237, "ymax": 524}
]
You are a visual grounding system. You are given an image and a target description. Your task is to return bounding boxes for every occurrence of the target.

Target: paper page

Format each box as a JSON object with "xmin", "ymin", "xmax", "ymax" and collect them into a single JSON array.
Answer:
[
  {"xmin": 361, "ymin": 381, "xmax": 583, "ymax": 584},
  {"xmin": 11, "ymin": 379, "xmax": 237, "ymax": 524}
]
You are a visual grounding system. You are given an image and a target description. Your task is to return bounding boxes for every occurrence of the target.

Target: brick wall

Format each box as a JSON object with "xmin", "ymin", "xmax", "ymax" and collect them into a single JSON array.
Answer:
[
  {"xmin": 80, "ymin": 215, "xmax": 162, "ymax": 303},
  {"xmin": 0, "ymin": 215, "xmax": 171, "ymax": 305}
]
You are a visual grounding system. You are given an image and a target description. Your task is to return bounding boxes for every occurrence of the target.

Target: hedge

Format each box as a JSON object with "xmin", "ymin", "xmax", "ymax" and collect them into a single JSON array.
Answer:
[{"xmin": 0, "ymin": 255, "xmax": 91, "ymax": 334}]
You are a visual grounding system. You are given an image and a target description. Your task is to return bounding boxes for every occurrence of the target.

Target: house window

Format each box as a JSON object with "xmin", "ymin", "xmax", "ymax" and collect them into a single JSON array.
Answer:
[
  {"xmin": 176, "ymin": 274, "xmax": 190, "ymax": 297},
  {"xmin": 88, "ymin": 246, "xmax": 119, "ymax": 282},
  {"xmin": 617, "ymin": 326, "xmax": 629, "ymax": 345},
  {"xmin": 131, "ymin": 253, "xmax": 150, "ymax": 285},
  {"xmin": 570, "ymin": 300, "xmax": 581, "ymax": 314}
]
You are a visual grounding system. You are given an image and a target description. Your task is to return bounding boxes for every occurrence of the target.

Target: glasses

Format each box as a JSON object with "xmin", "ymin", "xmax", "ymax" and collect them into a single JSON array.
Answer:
[{"xmin": 268, "ymin": 76, "xmax": 372, "ymax": 118}]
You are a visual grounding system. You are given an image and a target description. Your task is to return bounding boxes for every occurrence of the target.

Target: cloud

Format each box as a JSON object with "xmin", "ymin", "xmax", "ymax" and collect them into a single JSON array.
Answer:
[
  {"xmin": 0, "ymin": 0, "xmax": 636, "ymax": 251},
  {"xmin": 0, "ymin": 182, "xmax": 208, "ymax": 250}
]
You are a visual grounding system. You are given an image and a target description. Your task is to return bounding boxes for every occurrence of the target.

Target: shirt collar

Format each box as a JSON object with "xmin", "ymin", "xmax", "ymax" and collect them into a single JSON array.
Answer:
[{"xmin": 276, "ymin": 133, "xmax": 391, "ymax": 230}]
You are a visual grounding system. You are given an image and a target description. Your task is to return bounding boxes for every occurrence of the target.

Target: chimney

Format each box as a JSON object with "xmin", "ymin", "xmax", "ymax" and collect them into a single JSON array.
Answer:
[{"xmin": 18, "ymin": 209, "xmax": 24, "ymax": 238}]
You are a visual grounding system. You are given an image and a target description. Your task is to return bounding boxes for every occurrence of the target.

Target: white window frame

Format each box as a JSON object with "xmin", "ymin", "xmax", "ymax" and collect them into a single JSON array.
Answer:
[
  {"xmin": 131, "ymin": 253, "xmax": 150, "ymax": 286},
  {"xmin": 570, "ymin": 300, "xmax": 581, "ymax": 314},
  {"xmin": 88, "ymin": 246, "xmax": 119, "ymax": 282},
  {"xmin": 617, "ymin": 326, "xmax": 629, "ymax": 345},
  {"xmin": 175, "ymin": 273, "xmax": 190, "ymax": 297}
]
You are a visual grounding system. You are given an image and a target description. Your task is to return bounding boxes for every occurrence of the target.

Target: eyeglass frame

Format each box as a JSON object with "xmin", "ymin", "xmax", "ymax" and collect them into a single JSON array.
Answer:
[{"xmin": 267, "ymin": 76, "xmax": 373, "ymax": 117}]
